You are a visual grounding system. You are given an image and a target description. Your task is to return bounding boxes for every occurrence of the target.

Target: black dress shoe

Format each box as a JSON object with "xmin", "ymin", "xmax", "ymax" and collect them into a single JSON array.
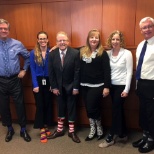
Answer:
[
  {"xmin": 132, "ymin": 138, "xmax": 146, "ymax": 148},
  {"xmin": 68, "ymin": 132, "xmax": 81, "ymax": 143},
  {"xmin": 20, "ymin": 130, "xmax": 31, "ymax": 142},
  {"xmin": 5, "ymin": 130, "xmax": 15, "ymax": 142},
  {"xmin": 138, "ymin": 141, "xmax": 154, "ymax": 153},
  {"xmin": 47, "ymin": 130, "xmax": 64, "ymax": 139}
]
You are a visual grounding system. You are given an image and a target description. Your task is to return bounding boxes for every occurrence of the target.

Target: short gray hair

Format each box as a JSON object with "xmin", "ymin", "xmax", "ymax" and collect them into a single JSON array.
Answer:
[{"xmin": 139, "ymin": 17, "xmax": 154, "ymax": 28}]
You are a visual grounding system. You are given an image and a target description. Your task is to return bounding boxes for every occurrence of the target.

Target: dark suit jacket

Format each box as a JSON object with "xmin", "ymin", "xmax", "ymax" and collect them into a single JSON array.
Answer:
[{"xmin": 48, "ymin": 46, "xmax": 80, "ymax": 94}]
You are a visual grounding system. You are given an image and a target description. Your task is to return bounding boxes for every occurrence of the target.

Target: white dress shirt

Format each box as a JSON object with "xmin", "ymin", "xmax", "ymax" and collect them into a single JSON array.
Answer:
[{"xmin": 136, "ymin": 36, "xmax": 154, "ymax": 80}]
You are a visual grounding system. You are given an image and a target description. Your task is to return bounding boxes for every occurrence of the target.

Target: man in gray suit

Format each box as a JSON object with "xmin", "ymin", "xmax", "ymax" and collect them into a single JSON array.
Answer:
[{"xmin": 48, "ymin": 31, "xmax": 80, "ymax": 143}]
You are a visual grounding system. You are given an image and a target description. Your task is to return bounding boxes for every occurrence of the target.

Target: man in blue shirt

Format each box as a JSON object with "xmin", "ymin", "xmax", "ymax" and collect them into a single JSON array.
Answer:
[{"xmin": 0, "ymin": 19, "xmax": 31, "ymax": 142}]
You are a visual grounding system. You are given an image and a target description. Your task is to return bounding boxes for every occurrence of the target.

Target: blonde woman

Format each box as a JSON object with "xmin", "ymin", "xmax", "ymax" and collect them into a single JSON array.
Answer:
[
  {"xmin": 30, "ymin": 31, "xmax": 52, "ymax": 143},
  {"xmin": 99, "ymin": 30, "xmax": 133, "ymax": 148},
  {"xmin": 80, "ymin": 29, "xmax": 111, "ymax": 141}
]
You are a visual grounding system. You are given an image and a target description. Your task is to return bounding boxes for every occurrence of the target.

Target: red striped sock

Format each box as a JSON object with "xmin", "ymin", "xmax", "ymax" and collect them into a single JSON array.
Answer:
[
  {"xmin": 57, "ymin": 118, "xmax": 65, "ymax": 132},
  {"xmin": 69, "ymin": 122, "xmax": 75, "ymax": 133}
]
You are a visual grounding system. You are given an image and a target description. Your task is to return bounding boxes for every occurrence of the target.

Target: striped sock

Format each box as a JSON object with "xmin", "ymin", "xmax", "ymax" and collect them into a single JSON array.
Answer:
[
  {"xmin": 57, "ymin": 118, "xmax": 65, "ymax": 132},
  {"xmin": 40, "ymin": 128, "xmax": 47, "ymax": 143},
  {"xmin": 69, "ymin": 122, "xmax": 75, "ymax": 133}
]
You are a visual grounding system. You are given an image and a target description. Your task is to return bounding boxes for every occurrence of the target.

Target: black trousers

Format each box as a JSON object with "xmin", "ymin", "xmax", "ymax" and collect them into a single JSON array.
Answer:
[
  {"xmin": 110, "ymin": 85, "xmax": 127, "ymax": 136},
  {"xmin": 33, "ymin": 77, "xmax": 52, "ymax": 129},
  {"xmin": 81, "ymin": 86, "xmax": 103, "ymax": 119},
  {"xmin": 0, "ymin": 75, "xmax": 26, "ymax": 127},
  {"xmin": 136, "ymin": 79, "xmax": 154, "ymax": 139},
  {"xmin": 56, "ymin": 87, "xmax": 77, "ymax": 122}
]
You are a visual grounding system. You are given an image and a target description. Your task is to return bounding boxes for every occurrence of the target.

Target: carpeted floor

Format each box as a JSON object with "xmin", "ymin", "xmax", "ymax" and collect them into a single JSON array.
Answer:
[{"xmin": 0, "ymin": 122, "xmax": 153, "ymax": 154}]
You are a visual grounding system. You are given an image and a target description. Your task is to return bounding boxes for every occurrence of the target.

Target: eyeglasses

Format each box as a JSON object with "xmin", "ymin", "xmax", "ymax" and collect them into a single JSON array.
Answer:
[
  {"xmin": 38, "ymin": 38, "xmax": 47, "ymax": 41},
  {"xmin": 57, "ymin": 40, "xmax": 68, "ymax": 43},
  {"xmin": 0, "ymin": 28, "xmax": 9, "ymax": 31},
  {"xmin": 141, "ymin": 25, "xmax": 154, "ymax": 30}
]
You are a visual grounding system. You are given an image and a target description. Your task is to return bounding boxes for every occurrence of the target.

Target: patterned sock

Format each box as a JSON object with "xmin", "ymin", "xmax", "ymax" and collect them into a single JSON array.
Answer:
[
  {"xmin": 57, "ymin": 118, "xmax": 65, "ymax": 132},
  {"xmin": 69, "ymin": 121, "xmax": 75, "ymax": 133},
  {"xmin": 40, "ymin": 128, "xmax": 47, "ymax": 143},
  {"xmin": 45, "ymin": 127, "xmax": 51, "ymax": 136}
]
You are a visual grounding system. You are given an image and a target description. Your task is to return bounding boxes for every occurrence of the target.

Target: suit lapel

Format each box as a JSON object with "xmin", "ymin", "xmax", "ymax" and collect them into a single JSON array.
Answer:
[{"xmin": 63, "ymin": 47, "xmax": 71, "ymax": 68}]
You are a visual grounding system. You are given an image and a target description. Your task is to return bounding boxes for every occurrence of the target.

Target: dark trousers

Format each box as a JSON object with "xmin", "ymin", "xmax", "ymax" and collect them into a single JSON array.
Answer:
[
  {"xmin": 33, "ymin": 77, "xmax": 52, "ymax": 129},
  {"xmin": 56, "ymin": 87, "xmax": 77, "ymax": 122},
  {"xmin": 81, "ymin": 86, "xmax": 103, "ymax": 119},
  {"xmin": 0, "ymin": 75, "xmax": 26, "ymax": 127},
  {"xmin": 110, "ymin": 85, "xmax": 127, "ymax": 136},
  {"xmin": 136, "ymin": 79, "xmax": 154, "ymax": 139}
]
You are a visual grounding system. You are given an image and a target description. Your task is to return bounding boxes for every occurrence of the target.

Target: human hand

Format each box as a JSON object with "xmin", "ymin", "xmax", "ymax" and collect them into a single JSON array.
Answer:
[
  {"xmin": 53, "ymin": 89, "xmax": 60, "ymax": 96},
  {"xmin": 18, "ymin": 70, "xmax": 26, "ymax": 78},
  {"xmin": 121, "ymin": 91, "xmax": 128, "ymax": 97},
  {"xmin": 33, "ymin": 87, "xmax": 39, "ymax": 93},
  {"xmin": 72, "ymin": 89, "xmax": 79, "ymax": 95},
  {"xmin": 102, "ymin": 88, "xmax": 110, "ymax": 97}
]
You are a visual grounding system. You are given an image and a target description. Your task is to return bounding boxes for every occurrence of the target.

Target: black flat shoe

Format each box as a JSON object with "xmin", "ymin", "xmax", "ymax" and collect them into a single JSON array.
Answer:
[
  {"xmin": 5, "ymin": 130, "xmax": 15, "ymax": 142},
  {"xmin": 20, "ymin": 130, "xmax": 31, "ymax": 142},
  {"xmin": 138, "ymin": 141, "xmax": 154, "ymax": 153},
  {"xmin": 132, "ymin": 138, "xmax": 146, "ymax": 148}
]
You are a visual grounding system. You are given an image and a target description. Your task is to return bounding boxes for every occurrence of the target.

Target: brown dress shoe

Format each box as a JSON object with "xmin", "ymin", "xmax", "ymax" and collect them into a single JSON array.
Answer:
[
  {"xmin": 47, "ymin": 130, "xmax": 64, "ymax": 139},
  {"xmin": 68, "ymin": 132, "xmax": 81, "ymax": 143}
]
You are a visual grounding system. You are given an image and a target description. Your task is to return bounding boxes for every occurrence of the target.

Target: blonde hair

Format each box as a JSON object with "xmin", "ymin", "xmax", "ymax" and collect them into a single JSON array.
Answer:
[
  {"xmin": 0, "ymin": 18, "xmax": 10, "ymax": 29},
  {"xmin": 34, "ymin": 31, "xmax": 50, "ymax": 65},
  {"xmin": 80, "ymin": 29, "xmax": 104, "ymax": 58},
  {"xmin": 106, "ymin": 30, "xmax": 125, "ymax": 48}
]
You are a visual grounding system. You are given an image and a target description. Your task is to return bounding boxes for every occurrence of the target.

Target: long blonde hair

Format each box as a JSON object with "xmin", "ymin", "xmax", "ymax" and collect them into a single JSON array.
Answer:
[
  {"xmin": 34, "ymin": 31, "xmax": 50, "ymax": 65},
  {"xmin": 80, "ymin": 29, "xmax": 104, "ymax": 58}
]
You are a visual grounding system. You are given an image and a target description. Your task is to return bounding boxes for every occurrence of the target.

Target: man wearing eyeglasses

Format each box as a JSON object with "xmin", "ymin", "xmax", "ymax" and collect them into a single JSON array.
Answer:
[
  {"xmin": 48, "ymin": 31, "xmax": 81, "ymax": 143},
  {"xmin": 132, "ymin": 17, "xmax": 154, "ymax": 153},
  {"xmin": 0, "ymin": 19, "xmax": 31, "ymax": 142}
]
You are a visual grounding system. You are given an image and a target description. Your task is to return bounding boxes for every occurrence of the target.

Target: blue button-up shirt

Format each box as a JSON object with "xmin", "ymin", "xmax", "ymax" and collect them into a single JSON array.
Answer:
[{"xmin": 0, "ymin": 38, "xmax": 30, "ymax": 77}]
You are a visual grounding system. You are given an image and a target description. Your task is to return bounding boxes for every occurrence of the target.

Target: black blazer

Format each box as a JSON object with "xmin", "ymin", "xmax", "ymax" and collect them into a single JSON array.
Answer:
[{"xmin": 48, "ymin": 46, "xmax": 80, "ymax": 94}]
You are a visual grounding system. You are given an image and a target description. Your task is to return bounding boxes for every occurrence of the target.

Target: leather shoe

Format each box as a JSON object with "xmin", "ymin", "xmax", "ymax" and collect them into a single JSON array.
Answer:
[
  {"xmin": 20, "ymin": 130, "xmax": 31, "ymax": 142},
  {"xmin": 138, "ymin": 141, "xmax": 154, "ymax": 153},
  {"xmin": 132, "ymin": 138, "xmax": 146, "ymax": 148},
  {"xmin": 5, "ymin": 130, "xmax": 15, "ymax": 142},
  {"xmin": 47, "ymin": 130, "xmax": 64, "ymax": 139},
  {"xmin": 68, "ymin": 132, "xmax": 81, "ymax": 143}
]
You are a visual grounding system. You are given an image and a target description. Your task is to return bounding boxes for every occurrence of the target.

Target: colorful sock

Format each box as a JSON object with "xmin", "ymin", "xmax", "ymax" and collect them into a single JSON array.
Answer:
[
  {"xmin": 40, "ymin": 128, "xmax": 47, "ymax": 143},
  {"xmin": 57, "ymin": 118, "xmax": 65, "ymax": 132},
  {"xmin": 69, "ymin": 121, "xmax": 75, "ymax": 133},
  {"xmin": 45, "ymin": 127, "xmax": 51, "ymax": 136}
]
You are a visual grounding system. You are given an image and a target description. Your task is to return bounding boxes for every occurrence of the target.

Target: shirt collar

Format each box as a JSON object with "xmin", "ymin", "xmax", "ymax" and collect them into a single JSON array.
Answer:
[
  {"xmin": 59, "ymin": 48, "xmax": 67, "ymax": 54},
  {"xmin": 146, "ymin": 36, "xmax": 154, "ymax": 45}
]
